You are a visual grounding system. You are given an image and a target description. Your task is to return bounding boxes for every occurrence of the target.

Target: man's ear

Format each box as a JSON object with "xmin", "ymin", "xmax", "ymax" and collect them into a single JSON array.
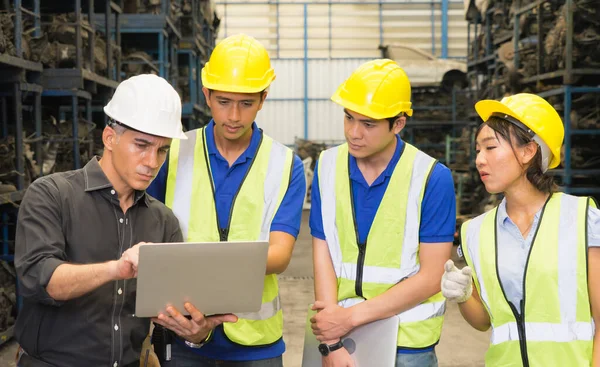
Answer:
[
  {"xmin": 257, "ymin": 91, "xmax": 268, "ymax": 111},
  {"xmin": 392, "ymin": 115, "xmax": 407, "ymax": 134},
  {"xmin": 103, "ymin": 126, "xmax": 116, "ymax": 152},
  {"xmin": 202, "ymin": 87, "xmax": 212, "ymax": 109}
]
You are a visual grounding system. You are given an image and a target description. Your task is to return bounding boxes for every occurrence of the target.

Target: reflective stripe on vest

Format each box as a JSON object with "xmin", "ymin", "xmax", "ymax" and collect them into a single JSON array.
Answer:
[
  {"xmin": 461, "ymin": 193, "xmax": 596, "ymax": 366},
  {"xmin": 318, "ymin": 142, "xmax": 445, "ymax": 349},
  {"xmin": 164, "ymin": 127, "xmax": 294, "ymax": 346}
]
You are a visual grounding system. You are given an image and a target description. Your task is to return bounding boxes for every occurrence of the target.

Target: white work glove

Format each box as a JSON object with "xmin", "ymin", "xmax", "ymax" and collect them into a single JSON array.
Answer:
[{"xmin": 441, "ymin": 259, "xmax": 473, "ymax": 303}]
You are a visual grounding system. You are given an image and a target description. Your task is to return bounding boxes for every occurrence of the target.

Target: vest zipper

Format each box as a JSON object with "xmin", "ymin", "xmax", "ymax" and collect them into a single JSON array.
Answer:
[
  {"xmin": 202, "ymin": 127, "xmax": 264, "ymax": 242},
  {"xmin": 355, "ymin": 242, "xmax": 366, "ymax": 298},
  {"xmin": 348, "ymin": 156, "xmax": 367, "ymax": 299},
  {"xmin": 219, "ymin": 228, "xmax": 230, "ymax": 241},
  {"xmin": 507, "ymin": 301, "xmax": 529, "ymax": 367}
]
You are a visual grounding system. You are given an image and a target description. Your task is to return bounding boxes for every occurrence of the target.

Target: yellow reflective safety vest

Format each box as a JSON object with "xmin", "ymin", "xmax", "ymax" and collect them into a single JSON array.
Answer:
[
  {"xmin": 461, "ymin": 193, "xmax": 597, "ymax": 366},
  {"xmin": 164, "ymin": 127, "xmax": 294, "ymax": 346},
  {"xmin": 318, "ymin": 142, "xmax": 446, "ymax": 349}
]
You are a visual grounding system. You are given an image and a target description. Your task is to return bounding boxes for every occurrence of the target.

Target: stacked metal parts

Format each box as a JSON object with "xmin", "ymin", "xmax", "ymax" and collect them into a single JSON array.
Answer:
[
  {"xmin": 0, "ymin": 0, "xmax": 219, "ymax": 347},
  {"xmin": 463, "ymin": 0, "xmax": 600, "ymax": 221}
]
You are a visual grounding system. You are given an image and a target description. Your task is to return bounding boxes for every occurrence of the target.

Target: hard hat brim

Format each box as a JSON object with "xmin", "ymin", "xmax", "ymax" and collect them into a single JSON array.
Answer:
[
  {"xmin": 103, "ymin": 106, "xmax": 188, "ymax": 140},
  {"xmin": 201, "ymin": 66, "xmax": 275, "ymax": 94},
  {"xmin": 475, "ymin": 99, "xmax": 520, "ymax": 123},
  {"xmin": 331, "ymin": 91, "xmax": 413, "ymax": 119},
  {"xmin": 330, "ymin": 92, "xmax": 377, "ymax": 119}
]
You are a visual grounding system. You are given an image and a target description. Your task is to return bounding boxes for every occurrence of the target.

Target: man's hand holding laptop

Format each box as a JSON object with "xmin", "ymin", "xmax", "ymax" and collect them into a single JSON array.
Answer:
[{"xmin": 152, "ymin": 302, "xmax": 238, "ymax": 343}]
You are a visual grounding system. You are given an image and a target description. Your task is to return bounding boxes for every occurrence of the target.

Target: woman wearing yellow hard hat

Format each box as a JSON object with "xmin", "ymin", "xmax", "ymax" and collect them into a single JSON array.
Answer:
[{"xmin": 441, "ymin": 93, "xmax": 600, "ymax": 366}]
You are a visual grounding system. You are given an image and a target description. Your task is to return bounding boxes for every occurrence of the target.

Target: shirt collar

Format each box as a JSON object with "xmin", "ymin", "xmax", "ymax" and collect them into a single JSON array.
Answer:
[
  {"xmin": 497, "ymin": 197, "xmax": 541, "ymax": 226},
  {"xmin": 83, "ymin": 157, "xmax": 149, "ymax": 206},
  {"xmin": 349, "ymin": 135, "xmax": 405, "ymax": 186},
  {"xmin": 204, "ymin": 120, "xmax": 262, "ymax": 165}
]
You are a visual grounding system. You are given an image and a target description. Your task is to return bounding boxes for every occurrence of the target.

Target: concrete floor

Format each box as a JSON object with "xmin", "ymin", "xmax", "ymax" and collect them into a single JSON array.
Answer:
[{"xmin": 0, "ymin": 211, "xmax": 490, "ymax": 366}]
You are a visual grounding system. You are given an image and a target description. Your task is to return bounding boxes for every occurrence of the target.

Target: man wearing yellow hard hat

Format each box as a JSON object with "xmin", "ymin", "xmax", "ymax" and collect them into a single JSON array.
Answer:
[
  {"xmin": 308, "ymin": 59, "xmax": 456, "ymax": 366},
  {"xmin": 442, "ymin": 93, "xmax": 600, "ymax": 366},
  {"xmin": 146, "ymin": 34, "xmax": 306, "ymax": 366}
]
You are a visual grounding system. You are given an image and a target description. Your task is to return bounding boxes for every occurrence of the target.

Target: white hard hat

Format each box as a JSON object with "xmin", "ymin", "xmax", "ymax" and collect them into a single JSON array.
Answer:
[{"xmin": 104, "ymin": 74, "xmax": 187, "ymax": 139}]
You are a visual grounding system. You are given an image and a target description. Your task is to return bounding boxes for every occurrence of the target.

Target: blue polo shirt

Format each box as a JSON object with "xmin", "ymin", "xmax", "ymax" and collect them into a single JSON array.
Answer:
[
  {"xmin": 309, "ymin": 135, "xmax": 456, "ymax": 353},
  {"xmin": 147, "ymin": 120, "xmax": 306, "ymax": 361}
]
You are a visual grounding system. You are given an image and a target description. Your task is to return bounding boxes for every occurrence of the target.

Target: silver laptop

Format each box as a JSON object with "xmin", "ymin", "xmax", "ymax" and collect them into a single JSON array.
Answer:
[
  {"xmin": 135, "ymin": 241, "xmax": 269, "ymax": 318},
  {"xmin": 302, "ymin": 305, "xmax": 399, "ymax": 367}
]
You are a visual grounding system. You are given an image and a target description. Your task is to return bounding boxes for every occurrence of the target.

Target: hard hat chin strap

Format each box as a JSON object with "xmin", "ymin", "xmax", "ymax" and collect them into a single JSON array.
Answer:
[{"xmin": 532, "ymin": 135, "xmax": 551, "ymax": 173}]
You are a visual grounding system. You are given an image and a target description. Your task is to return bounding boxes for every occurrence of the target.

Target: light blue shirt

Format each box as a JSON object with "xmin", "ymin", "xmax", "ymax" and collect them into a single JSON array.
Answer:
[{"xmin": 497, "ymin": 197, "xmax": 600, "ymax": 314}]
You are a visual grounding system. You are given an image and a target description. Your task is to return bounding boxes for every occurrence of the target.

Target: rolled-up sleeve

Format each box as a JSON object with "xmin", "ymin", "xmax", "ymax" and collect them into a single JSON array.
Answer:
[{"xmin": 15, "ymin": 178, "xmax": 67, "ymax": 306}]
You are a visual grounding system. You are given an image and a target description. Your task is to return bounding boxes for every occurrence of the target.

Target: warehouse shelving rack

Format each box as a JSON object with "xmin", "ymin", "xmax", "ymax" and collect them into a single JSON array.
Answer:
[
  {"xmin": 539, "ymin": 86, "xmax": 600, "ymax": 197},
  {"xmin": 115, "ymin": 0, "xmax": 182, "ymax": 87},
  {"xmin": 512, "ymin": 0, "xmax": 600, "ymax": 87},
  {"xmin": 178, "ymin": 48, "xmax": 204, "ymax": 130},
  {"xmin": 467, "ymin": 0, "xmax": 600, "ymax": 198},
  {"xmin": 39, "ymin": 1, "xmax": 121, "ymax": 171},
  {"xmin": 178, "ymin": 0, "xmax": 208, "ymax": 130},
  {"xmin": 465, "ymin": 3, "xmax": 509, "ymax": 101},
  {"xmin": 403, "ymin": 88, "xmax": 474, "ymax": 167},
  {"xmin": 40, "ymin": 90, "xmax": 93, "ymax": 171},
  {"xmin": 40, "ymin": 0, "xmax": 122, "ymax": 92},
  {"xmin": 0, "ymin": 0, "xmax": 44, "ymax": 190},
  {"xmin": 0, "ymin": 0, "xmax": 45, "ymax": 347}
]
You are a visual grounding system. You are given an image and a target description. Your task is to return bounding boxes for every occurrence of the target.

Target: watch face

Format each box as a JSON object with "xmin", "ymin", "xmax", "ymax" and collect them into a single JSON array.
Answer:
[{"xmin": 318, "ymin": 343, "xmax": 329, "ymax": 356}]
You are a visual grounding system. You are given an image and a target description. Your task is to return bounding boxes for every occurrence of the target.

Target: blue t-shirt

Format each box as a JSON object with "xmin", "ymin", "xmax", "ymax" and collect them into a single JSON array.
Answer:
[
  {"xmin": 147, "ymin": 120, "xmax": 306, "ymax": 361},
  {"xmin": 308, "ymin": 136, "xmax": 456, "ymax": 353}
]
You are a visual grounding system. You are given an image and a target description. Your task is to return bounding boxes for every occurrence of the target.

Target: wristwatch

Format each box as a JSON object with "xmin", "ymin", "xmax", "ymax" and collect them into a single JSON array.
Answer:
[
  {"xmin": 318, "ymin": 340, "xmax": 344, "ymax": 356},
  {"xmin": 184, "ymin": 339, "xmax": 207, "ymax": 349},
  {"xmin": 184, "ymin": 330, "xmax": 213, "ymax": 349}
]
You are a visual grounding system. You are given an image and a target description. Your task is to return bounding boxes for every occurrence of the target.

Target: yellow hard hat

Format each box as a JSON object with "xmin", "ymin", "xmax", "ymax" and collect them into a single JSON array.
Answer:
[
  {"xmin": 475, "ymin": 93, "xmax": 564, "ymax": 169},
  {"xmin": 201, "ymin": 34, "xmax": 275, "ymax": 93},
  {"xmin": 331, "ymin": 59, "xmax": 413, "ymax": 119}
]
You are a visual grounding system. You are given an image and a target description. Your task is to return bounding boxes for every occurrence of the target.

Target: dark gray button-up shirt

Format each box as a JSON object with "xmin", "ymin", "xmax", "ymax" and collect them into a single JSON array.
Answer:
[{"xmin": 14, "ymin": 157, "xmax": 183, "ymax": 367}]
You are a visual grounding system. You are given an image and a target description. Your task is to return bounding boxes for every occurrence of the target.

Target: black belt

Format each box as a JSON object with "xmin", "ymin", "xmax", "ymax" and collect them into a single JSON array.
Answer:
[{"xmin": 18, "ymin": 352, "xmax": 139, "ymax": 367}]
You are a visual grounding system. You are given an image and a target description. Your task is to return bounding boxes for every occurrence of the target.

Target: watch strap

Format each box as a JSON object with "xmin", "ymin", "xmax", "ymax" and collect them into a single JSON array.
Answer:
[
  {"xmin": 327, "ymin": 340, "xmax": 344, "ymax": 352},
  {"xmin": 183, "ymin": 329, "xmax": 213, "ymax": 349}
]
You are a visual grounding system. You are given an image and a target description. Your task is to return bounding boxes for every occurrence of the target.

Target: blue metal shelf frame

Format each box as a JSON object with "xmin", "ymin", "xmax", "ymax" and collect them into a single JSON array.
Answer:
[
  {"xmin": 465, "ymin": 5, "xmax": 502, "ymax": 100},
  {"xmin": 0, "ymin": 83, "xmax": 42, "ymax": 190},
  {"xmin": 176, "ymin": 0, "xmax": 217, "ymax": 128},
  {"xmin": 14, "ymin": 0, "xmax": 42, "ymax": 58},
  {"xmin": 40, "ymin": 0, "xmax": 123, "ymax": 89},
  {"xmin": 178, "ymin": 48, "xmax": 206, "ymax": 130},
  {"xmin": 40, "ymin": 90, "xmax": 93, "ymax": 171},
  {"xmin": 401, "ymin": 88, "xmax": 474, "ymax": 166},
  {"xmin": 513, "ymin": 0, "xmax": 600, "ymax": 86},
  {"xmin": 179, "ymin": 0, "xmax": 208, "ymax": 53},
  {"xmin": 0, "ymin": 75, "xmax": 43, "ymax": 336},
  {"xmin": 117, "ymin": 15, "xmax": 182, "ymax": 86}
]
